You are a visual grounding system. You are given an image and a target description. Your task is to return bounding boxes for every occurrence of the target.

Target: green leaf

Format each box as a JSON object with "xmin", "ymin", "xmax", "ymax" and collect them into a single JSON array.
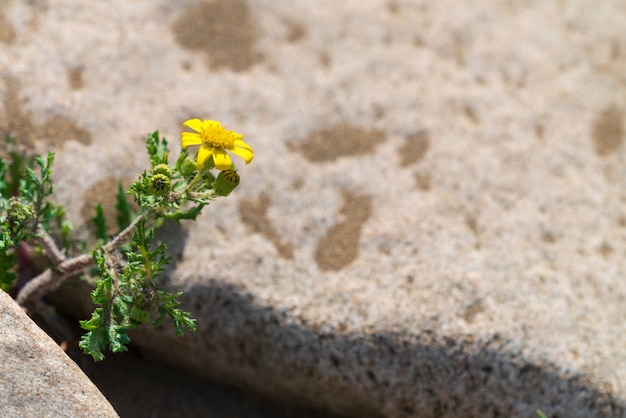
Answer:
[
  {"xmin": 107, "ymin": 322, "xmax": 130, "ymax": 353},
  {"xmin": 79, "ymin": 307, "xmax": 104, "ymax": 331},
  {"xmin": 171, "ymin": 309, "xmax": 197, "ymax": 335},
  {"xmin": 129, "ymin": 305, "xmax": 151, "ymax": 324},
  {"xmin": 115, "ymin": 181, "xmax": 133, "ymax": 231},
  {"xmin": 59, "ymin": 218, "xmax": 73, "ymax": 249},
  {"xmin": 79, "ymin": 330, "xmax": 106, "ymax": 362},
  {"xmin": 146, "ymin": 131, "xmax": 169, "ymax": 167},
  {"xmin": 112, "ymin": 294, "xmax": 130, "ymax": 319},
  {"xmin": 92, "ymin": 203, "xmax": 108, "ymax": 241},
  {"xmin": 7, "ymin": 142, "xmax": 27, "ymax": 196},
  {"xmin": 0, "ymin": 157, "xmax": 8, "ymax": 195},
  {"xmin": 0, "ymin": 245, "xmax": 17, "ymax": 291},
  {"xmin": 89, "ymin": 249, "xmax": 112, "ymax": 306},
  {"xmin": 165, "ymin": 204, "xmax": 206, "ymax": 222},
  {"xmin": 79, "ymin": 309, "xmax": 106, "ymax": 361},
  {"xmin": 20, "ymin": 166, "xmax": 39, "ymax": 201}
]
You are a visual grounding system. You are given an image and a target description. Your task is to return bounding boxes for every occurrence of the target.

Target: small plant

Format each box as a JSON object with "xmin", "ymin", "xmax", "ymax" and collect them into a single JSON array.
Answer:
[{"xmin": 1, "ymin": 119, "xmax": 253, "ymax": 360}]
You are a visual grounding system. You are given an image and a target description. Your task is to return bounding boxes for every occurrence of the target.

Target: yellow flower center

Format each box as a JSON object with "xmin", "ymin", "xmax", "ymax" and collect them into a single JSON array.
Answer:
[{"xmin": 201, "ymin": 124, "xmax": 235, "ymax": 149}]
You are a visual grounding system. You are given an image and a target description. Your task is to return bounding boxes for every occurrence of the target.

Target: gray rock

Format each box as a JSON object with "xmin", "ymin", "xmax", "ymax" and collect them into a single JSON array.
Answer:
[
  {"xmin": 2, "ymin": 0, "xmax": 626, "ymax": 417},
  {"xmin": 0, "ymin": 290, "xmax": 118, "ymax": 417}
]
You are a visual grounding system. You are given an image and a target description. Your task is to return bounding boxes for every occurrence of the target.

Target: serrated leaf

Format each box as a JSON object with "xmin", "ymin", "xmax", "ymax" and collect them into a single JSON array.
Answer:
[
  {"xmin": 79, "ymin": 329, "xmax": 106, "ymax": 362},
  {"xmin": 146, "ymin": 131, "xmax": 169, "ymax": 166},
  {"xmin": 129, "ymin": 305, "xmax": 151, "ymax": 323},
  {"xmin": 115, "ymin": 182, "xmax": 133, "ymax": 231},
  {"xmin": 92, "ymin": 203, "xmax": 107, "ymax": 241},
  {"xmin": 107, "ymin": 323, "xmax": 130, "ymax": 353},
  {"xmin": 79, "ymin": 308, "xmax": 104, "ymax": 331},
  {"xmin": 0, "ymin": 248, "xmax": 17, "ymax": 291}
]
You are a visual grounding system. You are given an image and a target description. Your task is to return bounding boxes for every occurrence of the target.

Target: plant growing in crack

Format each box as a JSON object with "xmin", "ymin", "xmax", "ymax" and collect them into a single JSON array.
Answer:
[{"xmin": 0, "ymin": 119, "xmax": 254, "ymax": 360}]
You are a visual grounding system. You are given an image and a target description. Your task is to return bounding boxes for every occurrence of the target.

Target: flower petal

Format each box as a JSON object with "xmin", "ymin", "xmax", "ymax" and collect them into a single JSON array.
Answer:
[
  {"xmin": 212, "ymin": 149, "xmax": 233, "ymax": 170},
  {"xmin": 181, "ymin": 132, "xmax": 203, "ymax": 148},
  {"xmin": 233, "ymin": 138, "xmax": 253, "ymax": 152},
  {"xmin": 183, "ymin": 119, "xmax": 204, "ymax": 132},
  {"xmin": 196, "ymin": 145, "xmax": 213, "ymax": 169},
  {"xmin": 231, "ymin": 144, "xmax": 254, "ymax": 164},
  {"xmin": 204, "ymin": 119, "xmax": 222, "ymax": 129}
]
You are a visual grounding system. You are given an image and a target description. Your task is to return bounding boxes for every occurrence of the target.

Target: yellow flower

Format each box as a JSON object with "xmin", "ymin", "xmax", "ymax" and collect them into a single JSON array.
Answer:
[{"xmin": 181, "ymin": 119, "xmax": 254, "ymax": 170}]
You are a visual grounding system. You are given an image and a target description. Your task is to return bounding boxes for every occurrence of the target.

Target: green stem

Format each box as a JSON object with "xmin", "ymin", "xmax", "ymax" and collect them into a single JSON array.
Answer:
[
  {"xmin": 183, "ymin": 162, "xmax": 213, "ymax": 196},
  {"xmin": 183, "ymin": 171, "xmax": 203, "ymax": 195}
]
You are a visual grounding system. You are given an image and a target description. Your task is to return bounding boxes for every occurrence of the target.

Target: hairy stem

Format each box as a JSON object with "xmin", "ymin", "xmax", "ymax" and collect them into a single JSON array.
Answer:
[
  {"xmin": 103, "ymin": 211, "xmax": 147, "ymax": 253},
  {"xmin": 186, "ymin": 190, "xmax": 216, "ymax": 200},
  {"xmin": 36, "ymin": 225, "xmax": 65, "ymax": 266}
]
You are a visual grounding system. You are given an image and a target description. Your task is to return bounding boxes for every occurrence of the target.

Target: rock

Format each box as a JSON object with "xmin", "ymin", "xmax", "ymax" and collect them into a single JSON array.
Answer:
[
  {"xmin": 0, "ymin": 290, "xmax": 118, "ymax": 417},
  {"xmin": 2, "ymin": 1, "xmax": 626, "ymax": 417}
]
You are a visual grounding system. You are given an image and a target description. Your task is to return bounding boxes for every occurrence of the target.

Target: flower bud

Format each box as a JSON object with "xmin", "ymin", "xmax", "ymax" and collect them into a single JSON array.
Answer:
[
  {"xmin": 149, "ymin": 173, "xmax": 171, "ymax": 196},
  {"xmin": 152, "ymin": 163, "xmax": 172, "ymax": 178},
  {"xmin": 179, "ymin": 158, "xmax": 197, "ymax": 177},
  {"xmin": 214, "ymin": 169, "xmax": 240, "ymax": 196}
]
